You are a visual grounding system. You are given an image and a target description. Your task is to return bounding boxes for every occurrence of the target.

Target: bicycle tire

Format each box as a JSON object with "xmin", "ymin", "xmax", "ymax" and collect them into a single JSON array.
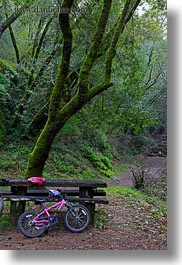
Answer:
[
  {"xmin": 18, "ymin": 210, "xmax": 48, "ymax": 238},
  {"xmin": 0, "ymin": 197, "xmax": 4, "ymax": 216},
  {"xmin": 64, "ymin": 204, "xmax": 90, "ymax": 233}
]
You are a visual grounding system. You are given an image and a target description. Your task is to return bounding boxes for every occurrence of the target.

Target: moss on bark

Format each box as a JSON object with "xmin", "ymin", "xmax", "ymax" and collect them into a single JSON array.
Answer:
[
  {"xmin": 25, "ymin": 0, "xmax": 141, "ymax": 179},
  {"xmin": 25, "ymin": 119, "xmax": 60, "ymax": 177},
  {"xmin": 78, "ymin": 0, "xmax": 112, "ymax": 96}
]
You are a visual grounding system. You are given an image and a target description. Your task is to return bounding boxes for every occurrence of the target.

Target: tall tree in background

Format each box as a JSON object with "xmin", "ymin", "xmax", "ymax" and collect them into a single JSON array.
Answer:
[{"xmin": 25, "ymin": 0, "xmax": 142, "ymax": 177}]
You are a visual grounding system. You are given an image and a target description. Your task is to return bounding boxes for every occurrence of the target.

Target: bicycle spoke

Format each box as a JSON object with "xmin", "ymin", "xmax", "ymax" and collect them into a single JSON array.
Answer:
[
  {"xmin": 65, "ymin": 206, "xmax": 90, "ymax": 231},
  {"xmin": 18, "ymin": 211, "xmax": 48, "ymax": 238}
]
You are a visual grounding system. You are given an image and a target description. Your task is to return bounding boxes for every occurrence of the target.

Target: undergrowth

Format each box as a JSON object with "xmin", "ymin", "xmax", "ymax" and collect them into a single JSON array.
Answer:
[
  {"xmin": 94, "ymin": 207, "xmax": 109, "ymax": 229},
  {"xmin": 106, "ymin": 186, "xmax": 167, "ymax": 223},
  {"xmin": 0, "ymin": 127, "xmax": 119, "ymax": 181},
  {"xmin": 0, "ymin": 213, "xmax": 10, "ymax": 229}
]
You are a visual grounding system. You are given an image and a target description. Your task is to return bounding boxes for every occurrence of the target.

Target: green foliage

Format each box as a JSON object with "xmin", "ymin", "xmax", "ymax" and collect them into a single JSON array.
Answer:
[
  {"xmin": 0, "ymin": 58, "xmax": 16, "ymax": 75},
  {"xmin": 0, "ymin": 141, "xmax": 32, "ymax": 178},
  {"xmin": 0, "ymin": 0, "xmax": 166, "ymax": 179},
  {"xmin": 60, "ymin": 116, "xmax": 80, "ymax": 136},
  {"xmin": 107, "ymin": 185, "xmax": 167, "ymax": 208},
  {"xmin": 106, "ymin": 186, "xmax": 167, "ymax": 219},
  {"xmin": 43, "ymin": 126, "xmax": 116, "ymax": 180},
  {"xmin": 82, "ymin": 145, "xmax": 113, "ymax": 177},
  {"xmin": 106, "ymin": 186, "xmax": 141, "ymax": 197},
  {"xmin": 0, "ymin": 73, "xmax": 10, "ymax": 145},
  {"xmin": 0, "ymin": 213, "xmax": 11, "ymax": 229},
  {"xmin": 94, "ymin": 207, "xmax": 109, "ymax": 229},
  {"xmin": 0, "ymin": 72, "xmax": 10, "ymax": 87},
  {"xmin": 57, "ymin": 161, "xmax": 75, "ymax": 175},
  {"xmin": 114, "ymin": 162, "xmax": 128, "ymax": 176}
]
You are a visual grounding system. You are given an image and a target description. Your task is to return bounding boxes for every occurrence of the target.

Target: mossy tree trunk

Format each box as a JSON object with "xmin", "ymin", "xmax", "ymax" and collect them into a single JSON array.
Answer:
[{"xmin": 25, "ymin": 0, "xmax": 141, "ymax": 178}]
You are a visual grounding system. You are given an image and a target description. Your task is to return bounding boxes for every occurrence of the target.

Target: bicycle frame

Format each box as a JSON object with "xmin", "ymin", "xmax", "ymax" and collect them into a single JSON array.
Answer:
[
  {"xmin": 18, "ymin": 194, "xmax": 91, "ymax": 237},
  {"xmin": 33, "ymin": 198, "xmax": 67, "ymax": 226}
]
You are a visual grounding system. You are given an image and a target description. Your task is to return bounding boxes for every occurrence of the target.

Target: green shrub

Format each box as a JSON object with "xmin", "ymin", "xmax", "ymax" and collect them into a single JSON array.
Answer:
[
  {"xmin": 57, "ymin": 161, "xmax": 75, "ymax": 175},
  {"xmin": 82, "ymin": 145, "xmax": 113, "ymax": 177},
  {"xmin": 94, "ymin": 207, "xmax": 109, "ymax": 229},
  {"xmin": 0, "ymin": 213, "xmax": 11, "ymax": 229},
  {"xmin": 0, "ymin": 75, "xmax": 10, "ymax": 145},
  {"xmin": 101, "ymin": 156, "xmax": 112, "ymax": 170}
]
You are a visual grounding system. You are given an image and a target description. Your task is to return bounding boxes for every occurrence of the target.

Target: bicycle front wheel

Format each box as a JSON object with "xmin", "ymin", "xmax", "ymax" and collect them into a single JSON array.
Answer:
[
  {"xmin": 18, "ymin": 210, "xmax": 47, "ymax": 238},
  {"xmin": 64, "ymin": 204, "xmax": 90, "ymax": 233}
]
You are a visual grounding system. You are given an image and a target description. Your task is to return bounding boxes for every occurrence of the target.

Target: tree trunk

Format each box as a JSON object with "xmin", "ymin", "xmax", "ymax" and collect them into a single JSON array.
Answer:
[
  {"xmin": 8, "ymin": 25, "xmax": 20, "ymax": 64},
  {"xmin": 27, "ymin": 103, "xmax": 49, "ymax": 135},
  {"xmin": 25, "ymin": 118, "xmax": 61, "ymax": 177},
  {"xmin": 25, "ymin": 0, "xmax": 141, "ymax": 179}
]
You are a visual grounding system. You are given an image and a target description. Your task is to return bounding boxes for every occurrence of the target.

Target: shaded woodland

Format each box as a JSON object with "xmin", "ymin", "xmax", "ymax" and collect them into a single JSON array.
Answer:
[
  {"xmin": 0, "ymin": 1, "xmax": 167, "ymax": 250},
  {"xmin": 0, "ymin": 0, "xmax": 167, "ymax": 182}
]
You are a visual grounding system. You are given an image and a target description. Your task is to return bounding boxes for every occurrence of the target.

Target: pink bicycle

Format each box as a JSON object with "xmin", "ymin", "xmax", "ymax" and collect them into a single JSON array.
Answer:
[{"xmin": 18, "ymin": 189, "xmax": 91, "ymax": 238}]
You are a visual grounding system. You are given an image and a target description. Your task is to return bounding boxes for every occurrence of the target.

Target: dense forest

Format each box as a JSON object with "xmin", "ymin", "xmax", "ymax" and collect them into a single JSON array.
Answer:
[
  {"xmin": 0, "ymin": 0, "xmax": 167, "ymax": 183},
  {"xmin": 0, "ymin": 0, "xmax": 167, "ymax": 250}
]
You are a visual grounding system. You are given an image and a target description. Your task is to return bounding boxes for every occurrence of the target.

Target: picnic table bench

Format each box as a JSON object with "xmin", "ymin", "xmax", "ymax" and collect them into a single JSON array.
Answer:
[{"xmin": 0, "ymin": 178, "xmax": 108, "ymax": 226}]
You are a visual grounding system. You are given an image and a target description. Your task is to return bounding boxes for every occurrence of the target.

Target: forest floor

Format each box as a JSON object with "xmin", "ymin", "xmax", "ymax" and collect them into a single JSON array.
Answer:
[{"xmin": 0, "ymin": 156, "xmax": 167, "ymax": 250}]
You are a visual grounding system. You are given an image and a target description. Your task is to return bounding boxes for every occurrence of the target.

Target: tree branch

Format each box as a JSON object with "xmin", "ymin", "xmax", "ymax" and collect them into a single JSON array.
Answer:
[
  {"xmin": 29, "ymin": 41, "xmax": 62, "ymax": 91},
  {"xmin": 33, "ymin": 17, "xmax": 54, "ymax": 60},
  {"xmin": 125, "ymin": 0, "xmax": 142, "ymax": 24},
  {"xmin": 146, "ymin": 72, "xmax": 161, "ymax": 91},
  {"xmin": 78, "ymin": 0, "xmax": 112, "ymax": 97},
  {"xmin": 27, "ymin": 17, "xmax": 54, "ymax": 90},
  {"xmin": 8, "ymin": 25, "xmax": 20, "ymax": 64},
  {"xmin": 88, "ymin": 82, "xmax": 113, "ymax": 100},
  {"xmin": 105, "ymin": 0, "xmax": 141, "ymax": 82},
  {"xmin": 31, "ymin": 16, "xmax": 44, "ymax": 59},
  {"xmin": 0, "ymin": 1, "xmax": 31, "ymax": 39},
  {"xmin": 0, "ymin": 9, "xmax": 22, "ymax": 38},
  {"xmin": 48, "ymin": 0, "xmax": 74, "ymax": 117}
]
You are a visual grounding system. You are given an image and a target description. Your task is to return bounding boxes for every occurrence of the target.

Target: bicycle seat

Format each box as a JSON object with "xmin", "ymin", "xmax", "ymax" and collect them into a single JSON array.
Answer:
[{"xmin": 35, "ymin": 199, "xmax": 47, "ymax": 205}]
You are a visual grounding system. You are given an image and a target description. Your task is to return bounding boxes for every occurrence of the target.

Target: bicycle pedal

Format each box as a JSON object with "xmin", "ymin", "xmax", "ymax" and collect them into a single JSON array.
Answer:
[{"xmin": 49, "ymin": 217, "xmax": 58, "ymax": 226}]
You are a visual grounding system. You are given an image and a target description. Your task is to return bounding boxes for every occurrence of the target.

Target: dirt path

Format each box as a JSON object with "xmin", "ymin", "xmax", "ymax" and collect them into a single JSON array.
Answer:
[
  {"xmin": 0, "ymin": 194, "xmax": 167, "ymax": 250},
  {"xmin": 0, "ymin": 157, "xmax": 167, "ymax": 250},
  {"xmin": 108, "ymin": 156, "xmax": 167, "ymax": 187}
]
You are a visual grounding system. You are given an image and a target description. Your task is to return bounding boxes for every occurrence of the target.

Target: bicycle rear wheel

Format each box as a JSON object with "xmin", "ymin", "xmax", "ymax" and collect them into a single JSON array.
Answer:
[
  {"xmin": 64, "ymin": 204, "xmax": 90, "ymax": 233},
  {"xmin": 18, "ymin": 210, "xmax": 48, "ymax": 238}
]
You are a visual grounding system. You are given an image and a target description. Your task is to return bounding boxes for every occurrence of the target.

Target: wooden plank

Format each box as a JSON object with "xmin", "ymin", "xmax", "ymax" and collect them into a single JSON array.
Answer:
[
  {"xmin": 0, "ymin": 189, "xmax": 106, "ymax": 196},
  {"xmin": 67, "ymin": 198, "xmax": 109, "ymax": 204},
  {"xmin": 1, "ymin": 195, "xmax": 108, "ymax": 204},
  {"xmin": 2, "ymin": 195, "xmax": 49, "ymax": 201},
  {"xmin": 27, "ymin": 190, "xmax": 48, "ymax": 196},
  {"xmin": 6, "ymin": 179, "xmax": 107, "ymax": 188},
  {"xmin": 45, "ymin": 180, "xmax": 107, "ymax": 188},
  {"xmin": 0, "ymin": 190, "xmax": 12, "ymax": 195},
  {"xmin": 28, "ymin": 189, "xmax": 106, "ymax": 196}
]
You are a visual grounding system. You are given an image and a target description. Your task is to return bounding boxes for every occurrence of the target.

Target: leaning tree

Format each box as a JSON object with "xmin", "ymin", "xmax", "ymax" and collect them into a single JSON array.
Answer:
[{"xmin": 24, "ymin": 0, "xmax": 142, "ymax": 178}]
